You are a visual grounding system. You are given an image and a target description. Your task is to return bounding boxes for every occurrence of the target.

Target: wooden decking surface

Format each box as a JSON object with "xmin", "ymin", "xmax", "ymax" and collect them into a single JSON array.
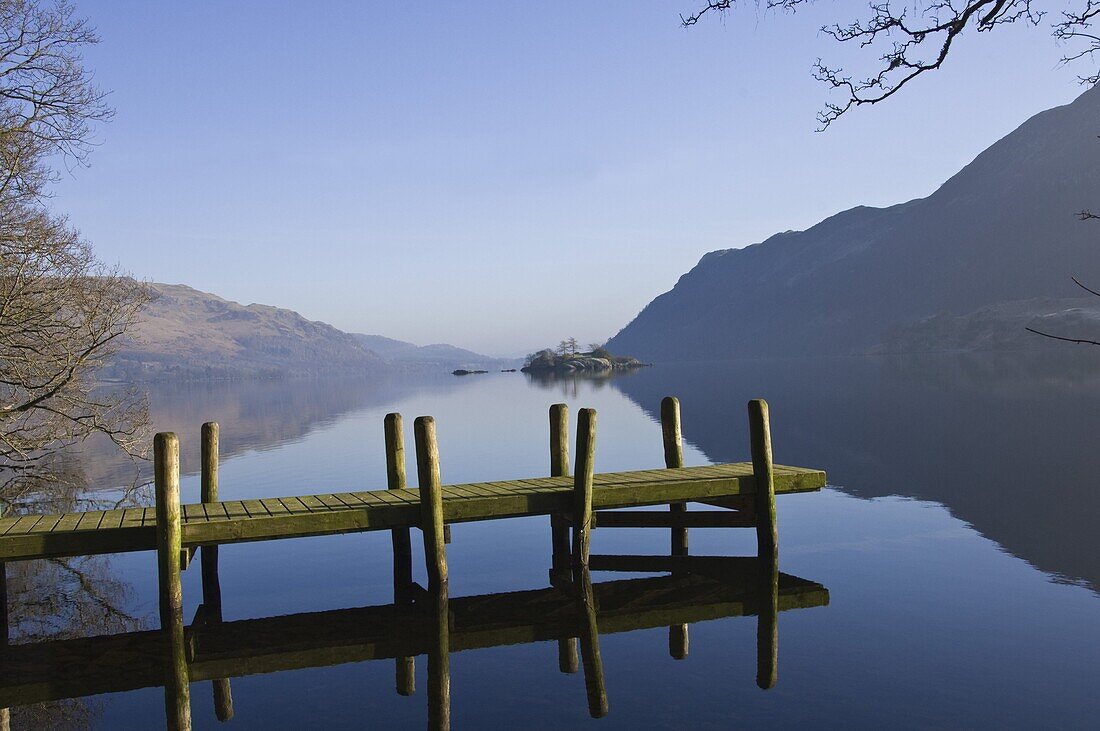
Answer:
[
  {"xmin": 0, "ymin": 561, "xmax": 828, "ymax": 706},
  {"xmin": 0, "ymin": 462, "xmax": 825, "ymax": 562}
]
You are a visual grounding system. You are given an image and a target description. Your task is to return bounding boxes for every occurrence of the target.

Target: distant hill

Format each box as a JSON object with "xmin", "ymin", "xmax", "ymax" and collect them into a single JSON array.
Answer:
[
  {"xmin": 607, "ymin": 86, "xmax": 1100, "ymax": 360},
  {"xmin": 104, "ymin": 284, "xmax": 384, "ymax": 381},
  {"xmin": 350, "ymin": 334, "xmax": 518, "ymax": 370},
  {"xmin": 103, "ymin": 284, "xmax": 515, "ymax": 381}
]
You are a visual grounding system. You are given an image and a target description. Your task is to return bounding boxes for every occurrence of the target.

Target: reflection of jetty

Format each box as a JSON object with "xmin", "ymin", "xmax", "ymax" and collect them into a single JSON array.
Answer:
[
  {"xmin": 0, "ymin": 556, "xmax": 829, "ymax": 714},
  {"xmin": 0, "ymin": 395, "xmax": 827, "ymax": 728}
]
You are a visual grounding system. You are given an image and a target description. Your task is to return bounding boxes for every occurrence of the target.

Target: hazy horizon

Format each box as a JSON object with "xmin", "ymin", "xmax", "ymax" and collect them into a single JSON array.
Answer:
[{"xmin": 55, "ymin": 1, "xmax": 1087, "ymax": 355}]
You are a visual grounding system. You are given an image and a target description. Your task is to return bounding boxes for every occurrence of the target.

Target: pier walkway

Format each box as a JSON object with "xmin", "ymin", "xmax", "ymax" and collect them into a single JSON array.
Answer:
[{"xmin": 0, "ymin": 462, "xmax": 824, "ymax": 562}]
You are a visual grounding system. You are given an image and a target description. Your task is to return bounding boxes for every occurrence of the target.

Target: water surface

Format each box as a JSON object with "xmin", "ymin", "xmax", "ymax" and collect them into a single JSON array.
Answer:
[{"xmin": 7, "ymin": 354, "xmax": 1100, "ymax": 729}]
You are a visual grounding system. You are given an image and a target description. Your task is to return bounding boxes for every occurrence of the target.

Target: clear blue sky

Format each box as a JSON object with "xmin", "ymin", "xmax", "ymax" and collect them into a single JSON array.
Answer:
[{"xmin": 57, "ymin": 1, "xmax": 1084, "ymax": 355}]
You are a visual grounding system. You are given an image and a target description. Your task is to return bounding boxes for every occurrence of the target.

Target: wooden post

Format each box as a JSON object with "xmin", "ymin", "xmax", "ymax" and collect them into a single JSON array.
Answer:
[
  {"xmin": 427, "ymin": 583, "xmax": 451, "ymax": 731},
  {"xmin": 201, "ymin": 422, "xmax": 219, "ymax": 503},
  {"xmin": 748, "ymin": 400, "xmax": 777, "ymax": 563},
  {"xmin": 415, "ymin": 417, "xmax": 448, "ymax": 592},
  {"xmin": 385, "ymin": 412, "xmax": 416, "ymax": 696},
  {"xmin": 198, "ymin": 423, "xmax": 233, "ymax": 722},
  {"xmin": 1, "ymin": 560, "xmax": 8, "ymax": 731},
  {"xmin": 576, "ymin": 567, "xmax": 608, "ymax": 718},
  {"xmin": 155, "ymin": 432, "xmax": 192, "ymax": 730},
  {"xmin": 756, "ymin": 555, "xmax": 779, "ymax": 690},
  {"xmin": 661, "ymin": 397, "xmax": 690, "ymax": 658},
  {"xmin": 571, "ymin": 409, "xmax": 597, "ymax": 570},
  {"xmin": 549, "ymin": 403, "xmax": 571, "ymax": 582},
  {"xmin": 549, "ymin": 403, "xmax": 579, "ymax": 672},
  {"xmin": 661, "ymin": 397, "xmax": 687, "ymax": 554}
]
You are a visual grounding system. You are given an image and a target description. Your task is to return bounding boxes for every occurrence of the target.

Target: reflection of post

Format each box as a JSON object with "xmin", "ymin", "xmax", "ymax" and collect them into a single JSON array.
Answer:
[
  {"xmin": 155, "ymin": 433, "xmax": 192, "ymax": 731},
  {"xmin": 575, "ymin": 568, "xmax": 608, "ymax": 718},
  {"xmin": 200, "ymin": 423, "xmax": 233, "ymax": 722},
  {"xmin": 427, "ymin": 583, "xmax": 451, "ymax": 731},
  {"xmin": 571, "ymin": 409, "xmax": 597, "ymax": 571},
  {"xmin": 549, "ymin": 404, "xmax": 579, "ymax": 673},
  {"xmin": 756, "ymin": 555, "xmax": 779, "ymax": 689},
  {"xmin": 385, "ymin": 413, "xmax": 415, "ymax": 696},
  {"xmin": 661, "ymin": 397, "xmax": 689, "ymax": 660}
]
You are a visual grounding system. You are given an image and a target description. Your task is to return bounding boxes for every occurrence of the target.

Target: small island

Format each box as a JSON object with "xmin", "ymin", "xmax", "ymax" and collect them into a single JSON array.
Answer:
[{"xmin": 520, "ymin": 338, "xmax": 648, "ymax": 374}]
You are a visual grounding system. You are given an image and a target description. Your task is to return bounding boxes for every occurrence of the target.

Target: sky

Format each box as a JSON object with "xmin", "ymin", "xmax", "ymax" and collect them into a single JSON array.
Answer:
[{"xmin": 53, "ymin": 1, "xmax": 1087, "ymax": 356}]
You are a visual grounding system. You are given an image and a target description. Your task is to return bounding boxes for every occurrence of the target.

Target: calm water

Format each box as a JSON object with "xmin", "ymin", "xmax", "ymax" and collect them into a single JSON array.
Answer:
[{"xmin": 7, "ymin": 354, "xmax": 1100, "ymax": 729}]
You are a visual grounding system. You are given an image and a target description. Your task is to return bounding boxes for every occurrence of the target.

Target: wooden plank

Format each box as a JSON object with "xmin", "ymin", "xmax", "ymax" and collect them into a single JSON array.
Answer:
[
  {"xmin": 298, "ymin": 495, "xmax": 332, "ymax": 512},
  {"xmin": 223, "ymin": 501, "xmax": 250, "ymax": 520},
  {"xmin": 259, "ymin": 498, "xmax": 293, "ymax": 516},
  {"xmin": 54, "ymin": 512, "xmax": 84, "ymax": 533},
  {"xmin": 240, "ymin": 500, "xmax": 272, "ymax": 518},
  {"xmin": 27, "ymin": 514, "xmax": 63, "ymax": 534},
  {"xmin": 74, "ymin": 511, "xmax": 104, "ymax": 532}
]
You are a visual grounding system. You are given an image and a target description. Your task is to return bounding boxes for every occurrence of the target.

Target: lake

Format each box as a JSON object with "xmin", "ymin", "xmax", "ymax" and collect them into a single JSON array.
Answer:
[{"xmin": 6, "ymin": 353, "xmax": 1100, "ymax": 729}]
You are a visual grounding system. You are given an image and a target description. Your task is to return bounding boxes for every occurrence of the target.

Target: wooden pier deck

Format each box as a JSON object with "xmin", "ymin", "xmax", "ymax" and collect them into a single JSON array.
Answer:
[{"xmin": 0, "ymin": 462, "xmax": 824, "ymax": 563}]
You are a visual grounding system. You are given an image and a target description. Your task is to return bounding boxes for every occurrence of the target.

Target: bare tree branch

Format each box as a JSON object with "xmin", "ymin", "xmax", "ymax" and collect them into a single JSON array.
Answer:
[{"xmin": 682, "ymin": 0, "xmax": 1097, "ymax": 127}]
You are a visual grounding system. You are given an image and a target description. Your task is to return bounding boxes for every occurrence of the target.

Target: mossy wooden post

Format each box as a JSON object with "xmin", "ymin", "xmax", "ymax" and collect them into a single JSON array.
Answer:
[
  {"xmin": 748, "ymin": 400, "xmax": 777, "ymax": 563},
  {"xmin": 549, "ymin": 404, "xmax": 579, "ymax": 672},
  {"xmin": 199, "ymin": 423, "xmax": 233, "ymax": 722},
  {"xmin": 1, "ymin": 560, "xmax": 8, "ymax": 731},
  {"xmin": 757, "ymin": 555, "xmax": 779, "ymax": 689},
  {"xmin": 415, "ymin": 417, "xmax": 448, "ymax": 593},
  {"xmin": 155, "ymin": 432, "xmax": 192, "ymax": 731},
  {"xmin": 662, "ymin": 397, "xmax": 689, "ymax": 658},
  {"xmin": 385, "ymin": 412, "xmax": 416, "ymax": 696},
  {"xmin": 661, "ymin": 396, "xmax": 688, "ymax": 555},
  {"xmin": 549, "ymin": 403, "xmax": 571, "ymax": 582},
  {"xmin": 199, "ymin": 422, "xmax": 223, "ymax": 612},
  {"xmin": 571, "ymin": 408, "xmax": 597, "ymax": 570},
  {"xmin": 576, "ymin": 567, "xmax": 608, "ymax": 718}
]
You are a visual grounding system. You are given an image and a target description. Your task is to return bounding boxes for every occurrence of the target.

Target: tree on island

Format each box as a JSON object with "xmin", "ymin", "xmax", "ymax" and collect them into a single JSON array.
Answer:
[
  {"xmin": 1, "ymin": 0, "xmax": 151, "ymax": 515},
  {"xmin": 557, "ymin": 337, "xmax": 580, "ymax": 358}
]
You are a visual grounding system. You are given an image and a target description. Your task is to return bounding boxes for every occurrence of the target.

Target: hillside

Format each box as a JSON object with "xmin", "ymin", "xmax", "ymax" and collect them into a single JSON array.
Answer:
[
  {"xmin": 104, "ymin": 284, "xmax": 384, "ymax": 380},
  {"xmin": 103, "ymin": 284, "xmax": 514, "ymax": 381},
  {"xmin": 350, "ymin": 334, "xmax": 518, "ymax": 370},
  {"xmin": 607, "ymin": 86, "xmax": 1100, "ymax": 360}
]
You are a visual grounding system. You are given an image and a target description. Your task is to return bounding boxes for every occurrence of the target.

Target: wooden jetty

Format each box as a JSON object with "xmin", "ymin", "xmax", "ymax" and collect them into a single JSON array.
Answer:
[{"xmin": 0, "ymin": 396, "xmax": 827, "ymax": 729}]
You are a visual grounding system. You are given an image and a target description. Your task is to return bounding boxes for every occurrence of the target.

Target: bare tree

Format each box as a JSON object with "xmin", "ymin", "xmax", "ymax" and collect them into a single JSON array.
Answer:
[
  {"xmin": 1, "ymin": 0, "xmax": 151, "ymax": 514},
  {"xmin": 682, "ymin": 1, "xmax": 1099, "ymax": 127},
  {"xmin": 557, "ymin": 337, "xmax": 579, "ymax": 357}
]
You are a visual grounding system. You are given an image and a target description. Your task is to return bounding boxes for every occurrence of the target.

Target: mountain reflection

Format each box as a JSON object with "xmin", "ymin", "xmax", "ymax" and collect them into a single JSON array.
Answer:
[{"xmin": 611, "ymin": 352, "xmax": 1100, "ymax": 591}]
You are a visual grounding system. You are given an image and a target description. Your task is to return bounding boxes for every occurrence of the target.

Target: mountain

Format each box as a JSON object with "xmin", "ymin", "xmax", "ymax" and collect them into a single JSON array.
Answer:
[
  {"xmin": 105, "ymin": 284, "xmax": 384, "ymax": 380},
  {"xmin": 607, "ymin": 86, "xmax": 1100, "ymax": 360},
  {"xmin": 350, "ymin": 334, "xmax": 518, "ymax": 370},
  {"xmin": 104, "ymin": 284, "xmax": 514, "ymax": 381}
]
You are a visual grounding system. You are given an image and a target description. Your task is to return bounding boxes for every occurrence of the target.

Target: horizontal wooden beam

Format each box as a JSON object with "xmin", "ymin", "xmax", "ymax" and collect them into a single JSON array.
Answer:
[
  {"xmin": 592, "ymin": 510, "xmax": 754, "ymax": 529},
  {"xmin": 589, "ymin": 554, "xmax": 773, "ymax": 579}
]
